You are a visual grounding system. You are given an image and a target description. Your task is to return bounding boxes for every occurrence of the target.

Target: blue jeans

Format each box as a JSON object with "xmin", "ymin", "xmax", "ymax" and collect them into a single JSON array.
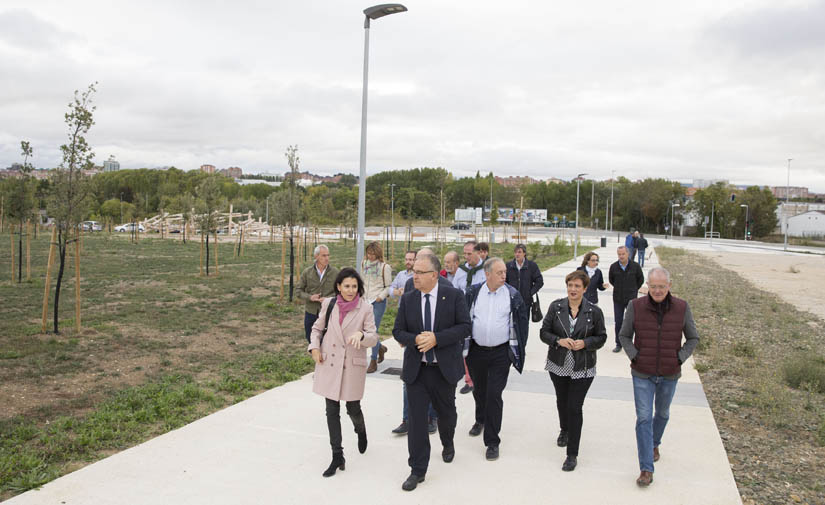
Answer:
[
  {"xmin": 304, "ymin": 311, "xmax": 318, "ymax": 344},
  {"xmin": 370, "ymin": 299, "xmax": 387, "ymax": 360},
  {"xmin": 637, "ymin": 248, "xmax": 646, "ymax": 267},
  {"xmin": 633, "ymin": 375, "xmax": 678, "ymax": 472},
  {"xmin": 403, "ymin": 383, "xmax": 437, "ymax": 422}
]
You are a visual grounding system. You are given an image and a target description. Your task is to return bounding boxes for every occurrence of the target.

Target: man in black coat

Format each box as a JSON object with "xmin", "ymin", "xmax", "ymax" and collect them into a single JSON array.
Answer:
[
  {"xmin": 505, "ymin": 243, "xmax": 544, "ymax": 314},
  {"xmin": 393, "ymin": 254, "xmax": 472, "ymax": 491},
  {"xmin": 608, "ymin": 245, "xmax": 644, "ymax": 352}
]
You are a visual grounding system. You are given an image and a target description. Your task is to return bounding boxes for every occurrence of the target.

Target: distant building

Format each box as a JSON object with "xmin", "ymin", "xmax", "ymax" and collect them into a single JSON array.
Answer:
[
  {"xmin": 224, "ymin": 166, "xmax": 242, "ymax": 179},
  {"xmin": 771, "ymin": 186, "xmax": 809, "ymax": 200},
  {"xmin": 692, "ymin": 179, "xmax": 729, "ymax": 189},
  {"xmin": 787, "ymin": 210, "xmax": 825, "ymax": 237},
  {"xmin": 495, "ymin": 175, "xmax": 538, "ymax": 187},
  {"xmin": 238, "ymin": 179, "xmax": 281, "ymax": 187},
  {"xmin": 200, "ymin": 164, "xmax": 216, "ymax": 174},
  {"xmin": 103, "ymin": 155, "xmax": 120, "ymax": 172}
]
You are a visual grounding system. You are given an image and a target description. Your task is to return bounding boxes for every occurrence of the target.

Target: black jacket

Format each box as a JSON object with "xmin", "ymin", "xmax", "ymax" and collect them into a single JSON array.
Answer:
[
  {"xmin": 637, "ymin": 237, "xmax": 649, "ymax": 249},
  {"xmin": 393, "ymin": 284, "xmax": 471, "ymax": 385},
  {"xmin": 505, "ymin": 258, "xmax": 544, "ymax": 308},
  {"xmin": 608, "ymin": 260, "xmax": 644, "ymax": 305},
  {"xmin": 576, "ymin": 266, "xmax": 606, "ymax": 305},
  {"xmin": 539, "ymin": 297, "xmax": 607, "ymax": 372}
]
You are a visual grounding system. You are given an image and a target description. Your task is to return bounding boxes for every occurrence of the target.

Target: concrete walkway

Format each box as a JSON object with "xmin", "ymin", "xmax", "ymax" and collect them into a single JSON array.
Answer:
[{"xmin": 7, "ymin": 247, "xmax": 742, "ymax": 505}]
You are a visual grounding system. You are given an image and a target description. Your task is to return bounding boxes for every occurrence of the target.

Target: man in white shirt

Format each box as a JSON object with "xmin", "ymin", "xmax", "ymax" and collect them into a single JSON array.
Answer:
[
  {"xmin": 465, "ymin": 257, "xmax": 529, "ymax": 461},
  {"xmin": 453, "ymin": 241, "xmax": 486, "ymax": 292},
  {"xmin": 390, "ymin": 250, "xmax": 417, "ymax": 304}
]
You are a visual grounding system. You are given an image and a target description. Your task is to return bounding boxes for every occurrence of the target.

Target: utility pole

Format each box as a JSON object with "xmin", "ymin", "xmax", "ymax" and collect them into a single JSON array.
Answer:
[
  {"xmin": 784, "ymin": 158, "xmax": 792, "ymax": 251},
  {"xmin": 609, "ymin": 169, "xmax": 615, "ymax": 231},
  {"xmin": 590, "ymin": 180, "xmax": 594, "ymax": 223}
]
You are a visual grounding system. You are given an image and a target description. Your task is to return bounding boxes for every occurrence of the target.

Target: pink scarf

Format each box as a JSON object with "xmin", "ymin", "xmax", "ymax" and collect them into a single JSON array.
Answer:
[{"xmin": 336, "ymin": 294, "xmax": 360, "ymax": 325}]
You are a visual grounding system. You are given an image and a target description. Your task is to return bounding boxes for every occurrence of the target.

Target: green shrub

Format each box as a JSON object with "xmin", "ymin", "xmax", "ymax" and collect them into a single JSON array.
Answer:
[
  {"xmin": 732, "ymin": 341, "xmax": 757, "ymax": 358},
  {"xmin": 782, "ymin": 355, "xmax": 825, "ymax": 394}
]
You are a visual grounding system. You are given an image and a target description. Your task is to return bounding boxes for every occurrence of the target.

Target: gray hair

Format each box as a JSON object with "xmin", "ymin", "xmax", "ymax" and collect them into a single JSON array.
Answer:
[
  {"xmin": 444, "ymin": 250, "xmax": 459, "ymax": 263},
  {"xmin": 617, "ymin": 246, "xmax": 628, "ymax": 253},
  {"xmin": 313, "ymin": 244, "xmax": 329, "ymax": 258},
  {"xmin": 647, "ymin": 267, "xmax": 671, "ymax": 283},
  {"xmin": 417, "ymin": 253, "xmax": 441, "ymax": 273},
  {"xmin": 483, "ymin": 257, "xmax": 505, "ymax": 273}
]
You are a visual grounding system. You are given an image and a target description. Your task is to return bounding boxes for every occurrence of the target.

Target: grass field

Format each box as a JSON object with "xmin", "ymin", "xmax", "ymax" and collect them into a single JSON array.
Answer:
[
  {"xmin": 657, "ymin": 247, "xmax": 825, "ymax": 505},
  {"xmin": 0, "ymin": 230, "xmax": 586, "ymax": 500}
]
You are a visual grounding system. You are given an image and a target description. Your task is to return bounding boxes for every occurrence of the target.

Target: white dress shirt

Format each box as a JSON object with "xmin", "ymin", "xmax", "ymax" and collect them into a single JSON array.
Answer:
[
  {"xmin": 471, "ymin": 283, "xmax": 511, "ymax": 347},
  {"xmin": 420, "ymin": 283, "xmax": 438, "ymax": 362}
]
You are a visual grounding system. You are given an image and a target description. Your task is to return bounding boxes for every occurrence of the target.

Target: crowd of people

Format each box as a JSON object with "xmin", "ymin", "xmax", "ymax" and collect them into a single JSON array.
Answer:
[{"xmin": 300, "ymin": 236, "xmax": 698, "ymax": 491}]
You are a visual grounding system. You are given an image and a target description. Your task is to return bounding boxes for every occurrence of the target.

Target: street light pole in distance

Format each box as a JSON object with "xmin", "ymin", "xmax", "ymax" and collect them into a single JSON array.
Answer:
[
  {"xmin": 670, "ymin": 203, "xmax": 680, "ymax": 240},
  {"xmin": 574, "ymin": 173, "xmax": 587, "ymax": 259},
  {"xmin": 356, "ymin": 3, "xmax": 408, "ymax": 274},
  {"xmin": 740, "ymin": 204, "xmax": 749, "ymax": 240}
]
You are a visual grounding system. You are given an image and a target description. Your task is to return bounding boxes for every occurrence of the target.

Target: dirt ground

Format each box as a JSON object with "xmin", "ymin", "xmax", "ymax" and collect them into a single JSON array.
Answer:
[{"xmin": 698, "ymin": 251, "xmax": 825, "ymax": 321}]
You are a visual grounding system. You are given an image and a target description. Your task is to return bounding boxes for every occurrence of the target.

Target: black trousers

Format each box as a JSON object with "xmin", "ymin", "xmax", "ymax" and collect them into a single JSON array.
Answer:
[
  {"xmin": 549, "ymin": 373, "xmax": 594, "ymax": 457},
  {"xmin": 467, "ymin": 343, "xmax": 511, "ymax": 447},
  {"xmin": 407, "ymin": 365, "xmax": 457, "ymax": 477},
  {"xmin": 325, "ymin": 398, "xmax": 365, "ymax": 455},
  {"xmin": 613, "ymin": 301, "xmax": 628, "ymax": 346}
]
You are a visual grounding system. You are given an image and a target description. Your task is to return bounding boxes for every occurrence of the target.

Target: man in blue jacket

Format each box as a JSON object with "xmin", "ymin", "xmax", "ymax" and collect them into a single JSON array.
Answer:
[{"xmin": 464, "ymin": 258, "xmax": 529, "ymax": 461}]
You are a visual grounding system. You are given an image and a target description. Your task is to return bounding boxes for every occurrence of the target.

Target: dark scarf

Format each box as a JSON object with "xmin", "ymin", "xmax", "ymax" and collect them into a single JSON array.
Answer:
[
  {"xmin": 458, "ymin": 258, "xmax": 486, "ymax": 289},
  {"xmin": 647, "ymin": 292, "xmax": 672, "ymax": 325}
]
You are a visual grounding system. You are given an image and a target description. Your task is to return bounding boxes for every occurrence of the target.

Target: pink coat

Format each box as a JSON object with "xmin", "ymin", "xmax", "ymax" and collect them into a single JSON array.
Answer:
[{"xmin": 307, "ymin": 297, "xmax": 379, "ymax": 401}]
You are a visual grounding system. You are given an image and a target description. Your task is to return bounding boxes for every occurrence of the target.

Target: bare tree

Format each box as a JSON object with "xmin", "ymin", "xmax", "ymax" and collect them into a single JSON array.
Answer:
[
  {"xmin": 268, "ymin": 146, "xmax": 303, "ymax": 300},
  {"xmin": 46, "ymin": 83, "xmax": 96, "ymax": 333},
  {"xmin": 6, "ymin": 141, "xmax": 36, "ymax": 283},
  {"xmin": 195, "ymin": 176, "xmax": 223, "ymax": 276}
]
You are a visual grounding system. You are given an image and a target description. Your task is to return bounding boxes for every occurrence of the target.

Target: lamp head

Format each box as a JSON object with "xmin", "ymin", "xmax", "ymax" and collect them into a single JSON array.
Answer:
[{"xmin": 364, "ymin": 4, "xmax": 407, "ymax": 20}]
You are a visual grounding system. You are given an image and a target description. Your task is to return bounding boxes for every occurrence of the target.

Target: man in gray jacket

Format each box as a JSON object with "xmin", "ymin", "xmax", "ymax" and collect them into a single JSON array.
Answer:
[{"xmin": 296, "ymin": 245, "xmax": 339, "ymax": 343}]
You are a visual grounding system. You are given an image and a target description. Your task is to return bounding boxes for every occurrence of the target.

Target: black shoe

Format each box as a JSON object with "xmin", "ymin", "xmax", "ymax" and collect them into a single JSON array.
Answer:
[
  {"xmin": 402, "ymin": 473, "xmax": 425, "ymax": 491},
  {"xmin": 460, "ymin": 383, "xmax": 473, "ymax": 394},
  {"xmin": 468, "ymin": 422, "xmax": 483, "ymax": 437},
  {"xmin": 442, "ymin": 445, "xmax": 455, "ymax": 463},
  {"xmin": 391, "ymin": 421, "xmax": 408, "ymax": 435},
  {"xmin": 485, "ymin": 445, "xmax": 499, "ymax": 461},
  {"xmin": 612, "ymin": 345, "xmax": 622, "ymax": 353},
  {"xmin": 556, "ymin": 430, "xmax": 568, "ymax": 447},
  {"xmin": 428, "ymin": 419, "xmax": 437, "ymax": 434},
  {"xmin": 322, "ymin": 453, "xmax": 345, "ymax": 477},
  {"xmin": 562, "ymin": 455, "xmax": 577, "ymax": 472}
]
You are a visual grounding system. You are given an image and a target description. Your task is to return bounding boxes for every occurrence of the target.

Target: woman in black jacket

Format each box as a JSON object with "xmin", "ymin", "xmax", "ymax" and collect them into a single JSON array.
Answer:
[
  {"xmin": 540, "ymin": 270, "xmax": 607, "ymax": 472},
  {"xmin": 576, "ymin": 252, "xmax": 608, "ymax": 305}
]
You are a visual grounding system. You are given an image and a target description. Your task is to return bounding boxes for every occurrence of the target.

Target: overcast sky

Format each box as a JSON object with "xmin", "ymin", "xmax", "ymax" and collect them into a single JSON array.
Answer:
[{"xmin": 1, "ymin": 0, "xmax": 824, "ymax": 191}]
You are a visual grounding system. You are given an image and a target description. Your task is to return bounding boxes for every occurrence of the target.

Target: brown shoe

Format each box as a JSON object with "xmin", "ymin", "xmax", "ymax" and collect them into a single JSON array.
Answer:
[
  {"xmin": 377, "ymin": 344, "xmax": 387, "ymax": 364},
  {"xmin": 366, "ymin": 359, "xmax": 377, "ymax": 373},
  {"xmin": 653, "ymin": 447, "xmax": 660, "ymax": 462},
  {"xmin": 636, "ymin": 471, "xmax": 653, "ymax": 487}
]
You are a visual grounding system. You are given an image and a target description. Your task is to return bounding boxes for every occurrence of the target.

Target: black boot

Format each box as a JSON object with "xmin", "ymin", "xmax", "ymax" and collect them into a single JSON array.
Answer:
[
  {"xmin": 348, "ymin": 403, "xmax": 368, "ymax": 454},
  {"xmin": 323, "ymin": 452, "xmax": 345, "ymax": 477}
]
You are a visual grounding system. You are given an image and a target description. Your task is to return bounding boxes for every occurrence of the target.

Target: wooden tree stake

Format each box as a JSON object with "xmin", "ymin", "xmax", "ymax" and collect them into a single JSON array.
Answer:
[
  {"xmin": 280, "ymin": 227, "xmax": 286, "ymax": 302},
  {"xmin": 41, "ymin": 227, "xmax": 57, "ymax": 332},
  {"xmin": 199, "ymin": 227, "xmax": 204, "ymax": 276},
  {"xmin": 26, "ymin": 219, "xmax": 31, "ymax": 281},
  {"xmin": 214, "ymin": 232, "xmax": 219, "ymax": 275},
  {"xmin": 9, "ymin": 232, "xmax": 14, "ymax": 282},
  {"xmin": 75, "ymin": 226, "xmax": 81, "ymax": 333}
]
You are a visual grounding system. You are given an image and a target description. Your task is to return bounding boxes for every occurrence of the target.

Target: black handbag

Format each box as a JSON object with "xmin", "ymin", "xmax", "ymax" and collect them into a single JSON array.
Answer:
[{"xmin": 531, "ymin": 293, "xmax": 543, "ymax": 322}]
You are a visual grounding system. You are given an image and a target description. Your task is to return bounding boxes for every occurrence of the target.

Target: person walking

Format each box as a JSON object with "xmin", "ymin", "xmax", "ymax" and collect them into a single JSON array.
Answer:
[
  {"xmin": 393, "ymin": 254, "xmax": 471, "ymax": 491},
  {"xmin": 296, "ymin": 245, "xmax": 339, "ymax": 343},
  {"xmin": 453, "ymin": 241, "xmax": 486, "ymax": 292},
  {"xmin": 635, "ymin": 232, "xmax": 649, "ymax": 267},
  {"xmin": 505, "ymin": 243, "xmax": 544, "ymax": 318},
  {"xmin": 443, "ymin": 250, "xmax": 474, "ymax": 395},
  {"xmin": 576, "ymin": 252, "xmax": 608, "ymax": 305},
  {"xmin": 625, "ymin": 231, "xmax": 636, "ymax": 262},
  {"xmin": 608, "ymin": 246, "xmax": 644, "ymax": 352},
  {"xmin": 618, "ymin": 267, "xmax": 699, "ymax": 487},
  {"xmin": 540, "ymin": 270, "xmax": 607, "ymax": 472},
  {"xmin": 307, "ymin": 268, "xmax": 378, "ymax": 477},
  {"xmin": 464, "ymin": 258, "xmax": 529, "ymax": 461},
  {"xmin": 361, "ymin": 241, "xmax": 392, "ymax": 373}
]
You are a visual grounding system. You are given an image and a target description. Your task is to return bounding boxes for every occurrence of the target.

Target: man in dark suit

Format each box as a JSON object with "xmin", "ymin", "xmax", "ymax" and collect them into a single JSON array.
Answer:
[{"xmin": 393, "ymin": 253, "xmax": 472, "ymax": 491}]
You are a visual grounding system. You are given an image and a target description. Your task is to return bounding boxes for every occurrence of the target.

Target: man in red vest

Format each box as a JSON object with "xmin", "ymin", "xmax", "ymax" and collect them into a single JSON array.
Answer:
[{"xmin": 618, "ymin": 267, "xmax": 699, "ymax": 488}]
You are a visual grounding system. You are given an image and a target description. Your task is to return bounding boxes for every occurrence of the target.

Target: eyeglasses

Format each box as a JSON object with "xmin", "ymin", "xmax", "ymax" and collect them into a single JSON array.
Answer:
[{"xmin": 413, "ymin": 270, "xmax": 434, "ymax": 276}]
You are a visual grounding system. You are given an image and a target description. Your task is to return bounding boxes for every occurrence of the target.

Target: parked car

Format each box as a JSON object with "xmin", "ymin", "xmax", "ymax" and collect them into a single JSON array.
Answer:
[
  {"xmin": 114, "ymin": 223, "xmax": 145, "ymax": 233},
  {"xmin": 450, "ymin": 223, "xmax": 471, "ymax": 230},
  {"xmin": 80, "ymin": 220, "xmax": 102, "ymax": 232}
]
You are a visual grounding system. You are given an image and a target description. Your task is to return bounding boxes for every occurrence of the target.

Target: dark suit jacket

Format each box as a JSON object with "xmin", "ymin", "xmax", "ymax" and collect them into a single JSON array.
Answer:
[{"xmin": 393, "ymin": 284, "xmax": 471, "ymax": 385}]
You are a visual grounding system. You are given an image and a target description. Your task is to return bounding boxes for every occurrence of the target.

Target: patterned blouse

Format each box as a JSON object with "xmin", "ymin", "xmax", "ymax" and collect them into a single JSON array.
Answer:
[{"xmin": 545, "ymin": 312, "xmax": 597, "ymax": 379}]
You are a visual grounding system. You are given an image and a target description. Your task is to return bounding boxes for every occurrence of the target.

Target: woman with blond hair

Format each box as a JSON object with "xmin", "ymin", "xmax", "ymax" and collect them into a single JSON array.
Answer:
[{"xmin": 362, "ymin": 241, "xmax": 392, "ymax": 372}]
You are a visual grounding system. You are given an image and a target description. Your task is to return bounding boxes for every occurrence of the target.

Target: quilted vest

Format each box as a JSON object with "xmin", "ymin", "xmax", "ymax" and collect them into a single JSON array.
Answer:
[{"xmin": 630, "ymin": 295, "xmax": 687, "ymax": 377}]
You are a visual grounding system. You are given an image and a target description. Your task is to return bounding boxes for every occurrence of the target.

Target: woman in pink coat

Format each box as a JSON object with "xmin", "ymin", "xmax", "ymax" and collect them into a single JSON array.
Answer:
[{"xmin": 308, "ymin": 267, "xmax": 378, "ymax": 477}]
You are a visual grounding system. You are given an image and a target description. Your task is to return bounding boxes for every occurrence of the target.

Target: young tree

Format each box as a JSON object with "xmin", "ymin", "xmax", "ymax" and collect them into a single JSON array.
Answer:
[
  {"xmin": 6, "ymin": 141, "xmax": 37, "ymax": 282},
  {"xmin": 282, "ymin": 146, "xmax": 302, "ymax": 300},
  {"xmin": 195, "ymin": 176, "xmax": 223, "ymax": 275},
  {"xmin": 46, "ymin": 83, "xmax": 96, "ymax": 333}
]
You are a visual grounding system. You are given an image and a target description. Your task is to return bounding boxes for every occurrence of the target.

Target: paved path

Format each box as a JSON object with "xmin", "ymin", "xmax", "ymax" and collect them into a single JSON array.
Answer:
[{"xmin": 7, "ymin": 247, "xmax": 742, "ymax": 505}]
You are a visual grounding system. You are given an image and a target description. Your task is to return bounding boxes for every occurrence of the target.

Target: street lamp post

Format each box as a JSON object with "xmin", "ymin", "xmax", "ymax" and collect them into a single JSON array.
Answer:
[
  {"xmin": 670, "ymin": 203, "xmax": 680, "ymax": 239},
  {"xmin": 389, "ymin": 183, "xmax": 396, "ymax": 256},
  {"xmin": 609, "ymin": 169, "xmax": 615, "ymax": 231},
  {"xmin": 120, "ymin": 192, "xmax": 123, "ymax": 225},
  {"xmin": 574, "ymin": 173, "xmax": 587, "ymax": 259},
  {"xmin": 356, "ymin": 3, "xmax": 408, "ymax": 274},
  {"xmin": 784, "ymin": 158, "xmax": 792, "ymax": 251},
  {"xmin": 740, "ymin": 204, "xmax": 749, "ymax": 240}
]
